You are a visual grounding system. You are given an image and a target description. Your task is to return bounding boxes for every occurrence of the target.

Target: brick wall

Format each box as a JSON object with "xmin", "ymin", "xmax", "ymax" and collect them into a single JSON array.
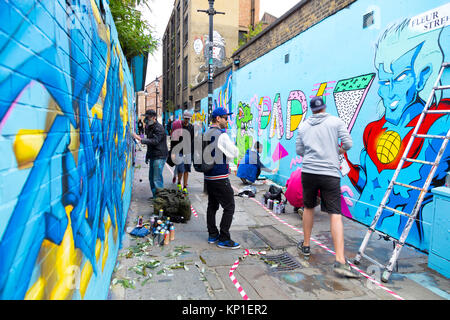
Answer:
[
  {"xmin": 233, "ymin": 0, "xmax": 357, "ymax": 68},
  {"xmin": 0, "ymin": 0, "xmax": 134, "ymax": 299},
  {"xmin": 190, "ymin": 65, "xmax": 232, "ymax": 107},
  {"xmin": 239, "ymin": 0, "xmax": 260, "ymax": 29}
]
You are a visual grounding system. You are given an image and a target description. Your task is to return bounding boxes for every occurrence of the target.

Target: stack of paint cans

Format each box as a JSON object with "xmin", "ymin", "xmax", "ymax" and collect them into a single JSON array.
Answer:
[{"xmin": 150, "ymin": 215, "xmax": 175, "ymax": 246}]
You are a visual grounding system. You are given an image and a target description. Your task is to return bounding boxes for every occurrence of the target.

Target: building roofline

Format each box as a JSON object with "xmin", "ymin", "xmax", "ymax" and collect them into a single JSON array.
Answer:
[{"xmin": 232, "ymin": 0, "xmax": 310, "ymax": 58}]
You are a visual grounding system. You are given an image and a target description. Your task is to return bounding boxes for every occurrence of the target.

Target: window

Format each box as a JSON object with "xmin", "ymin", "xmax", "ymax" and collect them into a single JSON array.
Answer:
[
  {"xmin": 183, "ymin": 16, "xmax": 188, "ymax": 45},
  {"xmin": 194, "ymin": 100, "xmax": 201, "ymax": 112},
  {"xmin": 238, "ymin": 30, "xmax": 247, "ymax": 44},
  {"xmin": 176, "ymin": 31, "xmax": 180, "ymax": 56},
  {"xmin": 363, "ymin": 11, "xmax": 374, "ymax": 28},
  {"xmin": 183, "ymin": 56, "xmax": 188, "ymax": 88}
]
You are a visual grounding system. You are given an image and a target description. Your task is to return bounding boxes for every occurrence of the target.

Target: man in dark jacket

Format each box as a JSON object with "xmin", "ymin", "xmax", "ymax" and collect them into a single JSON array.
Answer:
[{"xmin": 133, "ymin": 109, "xmax": 168, "ymax": 199}]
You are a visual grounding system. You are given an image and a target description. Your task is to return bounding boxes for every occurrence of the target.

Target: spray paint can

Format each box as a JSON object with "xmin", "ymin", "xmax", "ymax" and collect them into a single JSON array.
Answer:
[
  {"xmin": 150, "ymin": 216, "xmax": 155, "ymax": 228},
  {"xmin": 164, "ymin": 231, "xmax": 170, "ymax": 245},
  {"xmin": 273, "ymin": 200, "xmax": 279, "ymax": 214},
  {"xmin": 261, "ymin": 195, "xmax": 266, "ymax": 206},
  {"xmin": 280, "ymin": 202, "xmax": 285, "ymax": 213},
  {"xmin": 158, "ymin": 209, "xmax": 164, "ymax": 218},
  {"xmin": 170, "ymin": 224, "xmax": 175, "ymax": 241},
  {"xmin": 268, "ymin": 199, "xmax": 273, "ymax": 210},
  {"xmin": 446, "ymin": 171, "xmax": 450, "ymax": 187}
]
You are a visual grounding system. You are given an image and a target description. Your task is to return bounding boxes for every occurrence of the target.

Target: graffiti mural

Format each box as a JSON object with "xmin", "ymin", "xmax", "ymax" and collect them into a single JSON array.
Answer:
[
  {"xmin": 194, "ymin": 31, "xmax": 228, "ymax": 85},
  {"xmin": 231, "ymin": 0, "xmax": 450, "ymax": 251},
  {"xmin": 344, "ymin": 17, "xmax": 450, "ymax": 249},
  {"xmin": 0, "ymin": 0, "xmax": 134, "ymax": 299},
  {"xmin": 236, "ymin": 102, "xmax": 254, "ymax": 161}
]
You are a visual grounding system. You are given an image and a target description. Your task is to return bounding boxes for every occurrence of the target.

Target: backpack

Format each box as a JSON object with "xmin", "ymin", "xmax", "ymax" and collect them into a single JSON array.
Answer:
[
  {"xmin": 264, "ymin": 184, "xmax": 284, "ymax": 202},
  {"xmin": 193, "ymin": 127, "xmax": 221, "ymax": 173},
  {"xmin": 153, "ymin": 188, "xmax": 191, "ymax": 222}
]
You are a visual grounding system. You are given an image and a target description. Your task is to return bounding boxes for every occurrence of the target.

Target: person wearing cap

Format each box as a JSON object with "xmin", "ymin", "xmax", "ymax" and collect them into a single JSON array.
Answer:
[
  {"xmin": 204, "ymin": 107, "xmax": 240, "ymax": 249},
  {"xmin": 133, "ymin": 109, "xmax": 168, "ymax": 199},
  {"xmin": 296, "ymin": 96, "xmax": 358, "ymax": 278}
]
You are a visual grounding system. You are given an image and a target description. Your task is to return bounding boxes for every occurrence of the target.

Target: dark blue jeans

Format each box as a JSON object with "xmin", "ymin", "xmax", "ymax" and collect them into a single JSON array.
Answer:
[{"xmin": 149, "ymin": 158, "xmax": 166, "ymax": 196}]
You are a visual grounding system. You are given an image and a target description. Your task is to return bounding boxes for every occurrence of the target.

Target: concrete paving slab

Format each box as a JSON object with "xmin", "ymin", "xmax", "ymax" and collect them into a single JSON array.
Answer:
[
  {"xmin": 236, "ymin": 264, "xmax": 292, "ymax": 299},
  {"xmin": 250, "ymin": 225, "xmax": 296, "ymax": 249},
  {"xmin": 199, "ymin": 249, "xmax": 245, "ymax": 268}
]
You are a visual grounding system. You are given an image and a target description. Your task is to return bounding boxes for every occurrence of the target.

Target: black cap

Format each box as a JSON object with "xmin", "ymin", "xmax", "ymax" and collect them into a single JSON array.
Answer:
[
  {"xmin": 145, "ymin": 109, "xmax": 157, "ymax": 117},
  {"xmin": 310, "ymin": 96, "xmax": 326, "ymax": 112}
]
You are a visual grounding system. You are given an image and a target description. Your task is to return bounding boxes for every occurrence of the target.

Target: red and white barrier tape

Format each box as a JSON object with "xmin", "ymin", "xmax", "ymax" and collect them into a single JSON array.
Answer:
[
  {"xmin": 232, "ymin": 185, "xmax": 404, "ymax": 300},
  {"xmin": 190, "ymin": 205, "xmax": 199, "ymax": 218},
  {"xmin": 229, "ymin": 249, "xmax": 266, "ymax": 300}
]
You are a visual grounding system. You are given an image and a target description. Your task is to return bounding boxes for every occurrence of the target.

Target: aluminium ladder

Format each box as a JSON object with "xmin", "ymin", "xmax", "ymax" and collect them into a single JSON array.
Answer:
[{"xmin": 353, "ymin": 62, "xmax": 450, "ymax": 283}]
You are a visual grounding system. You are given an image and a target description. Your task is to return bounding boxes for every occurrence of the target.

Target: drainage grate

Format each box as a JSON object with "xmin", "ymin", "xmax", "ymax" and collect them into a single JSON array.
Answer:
[{"xmin": 262, "ymin": 252, "xmax": 302, "ymax": 272}]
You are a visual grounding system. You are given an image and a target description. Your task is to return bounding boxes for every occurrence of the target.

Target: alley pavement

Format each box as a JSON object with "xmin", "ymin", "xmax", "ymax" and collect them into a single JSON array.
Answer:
[{"xmin": 108, "ymin": 145, "xmax": 450, "ymax": 301}]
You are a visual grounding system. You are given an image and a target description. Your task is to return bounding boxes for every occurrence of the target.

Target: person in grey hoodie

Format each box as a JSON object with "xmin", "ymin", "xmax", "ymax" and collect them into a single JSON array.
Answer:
[{"xmin": 296, "ymin": 96, "xmax": 358, "ymax": 278}]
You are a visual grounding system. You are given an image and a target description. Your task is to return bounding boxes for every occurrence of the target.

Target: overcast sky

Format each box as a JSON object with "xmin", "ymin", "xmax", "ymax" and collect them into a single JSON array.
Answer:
[{"xmin": 142, "ymin": 0, "xmax": 300, "ymax": 86}]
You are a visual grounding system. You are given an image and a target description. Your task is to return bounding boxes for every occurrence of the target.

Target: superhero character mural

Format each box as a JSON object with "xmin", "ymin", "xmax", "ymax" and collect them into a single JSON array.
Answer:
[{"xmin": 344, "ymin": 19, "xmax": 450, "ymax": 251}]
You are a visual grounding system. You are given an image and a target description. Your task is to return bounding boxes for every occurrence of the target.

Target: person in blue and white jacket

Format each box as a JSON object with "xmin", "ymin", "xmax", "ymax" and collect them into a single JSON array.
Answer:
[{"xmin": 203, "ymin": 107, "xmax": 241, "ymax": 249}]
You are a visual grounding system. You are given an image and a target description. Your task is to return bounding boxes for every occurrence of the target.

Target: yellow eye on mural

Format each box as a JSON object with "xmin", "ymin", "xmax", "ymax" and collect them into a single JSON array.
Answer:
[{"xmin": 376, "ymin": 130, "xmax": 401, "ymax": 164}]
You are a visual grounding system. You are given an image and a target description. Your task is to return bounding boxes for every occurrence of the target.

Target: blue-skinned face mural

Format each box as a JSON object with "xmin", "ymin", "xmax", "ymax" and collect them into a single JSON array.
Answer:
[
  {"xmin": 377, "ymin": 43, "xmax": 428, "ymax": 125},
  {"xmin": 0, "ymin": 0, "xmax": 134, "ymax": 299}
]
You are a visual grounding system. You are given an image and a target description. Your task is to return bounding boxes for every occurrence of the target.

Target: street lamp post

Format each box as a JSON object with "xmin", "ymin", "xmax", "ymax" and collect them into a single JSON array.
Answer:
[
  {"xmin": 198, "ymin": 0, "xmax": 225, "ymax": 125},
  {"xmin": 155, "ymin": 76, "xmax": 160, "ymax": 122}
]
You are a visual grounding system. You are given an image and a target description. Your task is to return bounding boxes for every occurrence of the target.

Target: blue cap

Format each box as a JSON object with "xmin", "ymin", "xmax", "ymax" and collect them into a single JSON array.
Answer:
[{"xmin": 211, "ymin": 107, "xmax": 233, "ymax": 119}]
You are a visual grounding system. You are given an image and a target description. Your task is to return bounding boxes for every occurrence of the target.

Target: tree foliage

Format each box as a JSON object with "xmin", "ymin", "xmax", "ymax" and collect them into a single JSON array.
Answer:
[
  {"xmin": 238, "ymin": 21, "xmax": 264, "ymax": 48},
  {"xmin": 109, "ymin": 0, "xmax": 158, "ymax": 61}
]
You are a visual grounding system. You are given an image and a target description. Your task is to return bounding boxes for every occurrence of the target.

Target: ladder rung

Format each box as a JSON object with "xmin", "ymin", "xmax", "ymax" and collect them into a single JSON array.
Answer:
[
  {"xmin": 372, "ymin": 228, "xmax": 399, "ymax": 242},
  {"xmin": 403, "ymin": 157, "xmax": 435, "ymax": 165},
  {"xmin": 383, "ymin": 205, "xmax": 412, "ymax": 218},
  {"xmin": 361, "ymin": 253, "xmax": 384, "ymax": 269},
  {"xmin": 413, "ymin": 133, "xmax": 448, "ymax": 139},
  {"xmin": 433, "ymin": 85, "xmax": 450, "ymax": 90},
  {"xmin": 426, "ymin": 109, "xmax": 450, "ymax": 114},
  {"xmin": 393, "ymin": 181, "xmax": 426, "ymax": 192}
]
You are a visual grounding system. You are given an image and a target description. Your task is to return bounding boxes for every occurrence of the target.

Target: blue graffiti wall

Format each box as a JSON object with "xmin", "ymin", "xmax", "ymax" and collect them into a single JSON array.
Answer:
[
  {"xmin": 231, "ymin": 0, "xmax": 450, "ymax": 252},
  {"xmin": 0, "ymin": 0, "xmax": 134, "ymax": 299}
]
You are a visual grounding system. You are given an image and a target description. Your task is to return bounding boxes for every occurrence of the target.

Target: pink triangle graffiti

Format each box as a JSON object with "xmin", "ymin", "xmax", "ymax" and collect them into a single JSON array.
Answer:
[{"xmin": 272, "ymin": 142, "xmax": 289, "ymax": 163}]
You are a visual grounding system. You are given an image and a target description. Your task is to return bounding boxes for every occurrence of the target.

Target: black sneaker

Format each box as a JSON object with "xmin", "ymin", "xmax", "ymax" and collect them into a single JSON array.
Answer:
[
  {"xmin": 333, "ymin": 261, "xmax": 360, "ymax": 278},
  {"xmin": 297, "ymin": 241, "xmax": 310, "ymax": 256},
  {"xmin": 217, "ymin": 239, "xmax": 241, "ymax": 249}
]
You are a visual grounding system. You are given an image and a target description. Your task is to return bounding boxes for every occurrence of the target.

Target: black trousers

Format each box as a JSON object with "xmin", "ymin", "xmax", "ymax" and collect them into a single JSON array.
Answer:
[{"xmin": 205, "ymin": 178, "xmax": 235, "ymax": 241}]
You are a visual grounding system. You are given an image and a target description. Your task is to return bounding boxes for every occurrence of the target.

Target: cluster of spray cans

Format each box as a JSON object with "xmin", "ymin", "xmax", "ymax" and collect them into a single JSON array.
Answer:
[
  {"xmin": 261, "ymin": 196, "xmax": 285, "ymax": 214},
  {"xmin": 149, "ymin": 209, "xmax": 175, "ymax": 246}
]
